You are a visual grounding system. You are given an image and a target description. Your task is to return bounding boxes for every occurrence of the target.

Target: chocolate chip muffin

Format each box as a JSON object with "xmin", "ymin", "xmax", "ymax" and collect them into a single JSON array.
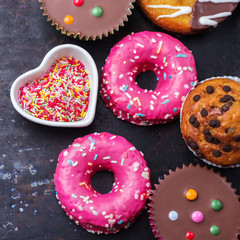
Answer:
[{"xmin": 181, "ymin": 77, "xmax": 240, "ymax": 167}]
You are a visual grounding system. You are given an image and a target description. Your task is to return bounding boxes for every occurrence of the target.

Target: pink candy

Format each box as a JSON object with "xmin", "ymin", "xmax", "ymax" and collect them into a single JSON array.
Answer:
[{"xmin": 192, "ymin": 211, "xmax": 204, "ymax": 223}]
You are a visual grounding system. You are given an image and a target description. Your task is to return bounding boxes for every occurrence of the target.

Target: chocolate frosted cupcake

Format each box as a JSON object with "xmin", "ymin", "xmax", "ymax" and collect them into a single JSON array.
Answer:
[
  {"xmin": 149, "ymin": 164, "xmax": 240, "ymax": 239},
  {"xmin": 181, "ymin": 77, "xmax": 240, "ymax": 167},
  {"xmin": 39, "ymin": 0, "xmax": 135, "ymax": 40},
  {"xmin": 138, "ymin": 0, "xmax": 239, "ymax": 34}
]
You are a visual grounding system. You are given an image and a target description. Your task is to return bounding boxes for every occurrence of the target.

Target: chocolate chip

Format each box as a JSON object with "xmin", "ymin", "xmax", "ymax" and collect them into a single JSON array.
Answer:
[
  {"xmin": 209, "ymin": 119, "xmax": 220, "ymax": 128},
  {"xmin": 223, "ymin": 86, "xmax": 231, "ymax": 92},
  {"xmin": 235, "ymin": 135, "xmax": 240, "ymax": 142},
  {"xmin": 196, "ymin": 152, "xmax": 204, "ymax": 158},
  {"xmin": 188, "ymin": 141, "xmax": 199, "ymax": 149},
  {"xmin": 205, "ymin": 135, "xmax": 213, "ymax": 143},
  {"xmin": 193, "ymin": 94, "xmax": 200, "ymax": 101},
  {"xmin": 219, "ymin": 95, "xmax": 235, "ymax": 103},
  {"xmin": 225, "ymin": 128, "xmax": 235, "ymax": 134},
  {"xmin": 203, "ymin": 129, "xmax": 210, "ymax": 136},
  {"xmin": 193, "ymin": 120, "xmax": 200, "ymax": 128},
  {"xmin": 221, "ymin": 104, "xmax": 230, "ymax": 112},
  {"xmin": 212, "ymin": 150, "xmax": 222, "ymax": 157},
  {"xmin": 189, "ymin": 115, "xmax": 196, "ymax": 124},
  {"xmin": 200, "ymin": 108, "xmax": 208, "ymax": 117},
  {"xmin": 222, "ymin": 145, "xmax": 232, "ymax": 152},
  {"xmin": 212, "ymin": 138, "xmax": 219, "ymax": 144},
  {"xmin": 206, "ymin": 86, "xmax": 214, "ymax": 94},
  {"xmin": 210, "ymin": 105, "xmax": 215, "ymax": 109}
]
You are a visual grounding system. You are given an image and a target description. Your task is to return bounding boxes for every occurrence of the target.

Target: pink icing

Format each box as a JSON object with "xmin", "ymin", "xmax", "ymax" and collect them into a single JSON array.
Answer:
[
  {"xmin": 101, "ymin": 31, "xmax": 198, "ymax": 125},
  {"xmin": 54, "ymin": 132, "xmax": 151, "ymax": 234}
]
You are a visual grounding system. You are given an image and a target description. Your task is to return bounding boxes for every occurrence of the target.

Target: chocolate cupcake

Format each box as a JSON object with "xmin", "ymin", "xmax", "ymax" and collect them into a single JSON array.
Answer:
[
  {"xmin": 39, "ymin": 0, "xmax": 135, "ymax": 40},
  {"xmin": 149, "ymin": 164, "xmax": 240, "ymax": 239},
  {"xmin": 181, "ymin": 76, "xmax": 240, "ymax": 167}
]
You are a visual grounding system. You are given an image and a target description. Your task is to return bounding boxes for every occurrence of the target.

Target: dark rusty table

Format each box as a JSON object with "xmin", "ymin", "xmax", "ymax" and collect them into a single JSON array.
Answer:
[{"xmin": 1, "ymin": 1, "xmax": 240, "ymax": 239}]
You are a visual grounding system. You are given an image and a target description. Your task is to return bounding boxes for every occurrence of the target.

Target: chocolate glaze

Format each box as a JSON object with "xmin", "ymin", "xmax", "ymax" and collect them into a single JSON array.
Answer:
[
  {"xmin": 40, "ymin": 0, "xmax": 134, "ymax": 40},
  {"xmin": 149, "ymin": 165, "xmax": 240, "ymax": 240},
  {"xmin": 191, "ymin": 1, "xmax": 238, "ymax": 32}
]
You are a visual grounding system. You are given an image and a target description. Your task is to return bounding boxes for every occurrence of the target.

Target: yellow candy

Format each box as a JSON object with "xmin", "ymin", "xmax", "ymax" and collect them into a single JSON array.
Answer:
[{"xmin": 186, "ymin": 189, "xmax": 198, "ymax": 201}]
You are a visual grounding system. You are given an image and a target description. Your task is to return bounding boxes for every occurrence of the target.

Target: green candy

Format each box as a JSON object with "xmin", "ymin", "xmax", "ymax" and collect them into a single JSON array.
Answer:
[
  {"xmin": 211, "ymin": 199, "xmax": 223, "ymax": 211},
  {"xmin": 92, "ymin": 7, "xmax": 103, "ymax": 18},
  {"xmin": 210, "ymin": 225, "xmax": 220, "ymax": 236}
]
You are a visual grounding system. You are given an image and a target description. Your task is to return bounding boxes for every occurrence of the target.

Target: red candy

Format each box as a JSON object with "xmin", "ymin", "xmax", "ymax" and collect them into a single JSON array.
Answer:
[
  {"xmin": 73, "ymin": 0, "xmax": 84, "ymax": 7},
  {"xmin": 186, "ymin": 231, "xmax": 195, "ymax": 240}
]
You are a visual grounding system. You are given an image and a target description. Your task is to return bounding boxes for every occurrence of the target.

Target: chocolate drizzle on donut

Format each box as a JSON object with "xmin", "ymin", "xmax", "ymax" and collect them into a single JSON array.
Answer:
[{"xmin": 191, "ymin": 1, "xmax": 239, "ymax": 32}]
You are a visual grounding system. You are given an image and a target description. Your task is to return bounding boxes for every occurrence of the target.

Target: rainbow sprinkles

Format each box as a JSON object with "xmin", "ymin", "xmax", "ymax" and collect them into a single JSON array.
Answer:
[{"xmin": 18, "ymin": 57, "xmax": 90, "ymax": 122}]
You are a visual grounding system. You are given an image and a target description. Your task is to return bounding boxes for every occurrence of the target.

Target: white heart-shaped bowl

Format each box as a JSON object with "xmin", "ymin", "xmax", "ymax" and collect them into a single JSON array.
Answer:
[{"xmin": 10, "ymin": 44, "xmax": 98, "ymax": 127}]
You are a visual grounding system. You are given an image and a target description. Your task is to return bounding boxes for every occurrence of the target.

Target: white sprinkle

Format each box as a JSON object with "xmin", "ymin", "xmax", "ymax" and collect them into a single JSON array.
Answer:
[
  {"xmin": 72, "ymin": 194, "xmax": 78, "ymax": 199},
  {"xmin": 110, "ymin": 136, "xmax": 116, "ymax": 140},
  {"xmin": 72, "ymin": 161, "xmax": 78, "ymax": 167},
  {"xmin": 72, "ymin": 209, "xmax": 75, "ymax": 212},
  {"xmin": 165, "ymin": 114, "xmax": 170, "ymax": 119},
  {"xmin": 157, "ymin": 33, "xmax": 162, "ymax": 37},
  {"xmin": 141, "ymin": 171, "xmax": 149, "ymax": 180},
  {"xmin": 151, "ymin": 38, "xmax": 157, "ymax": 43},
  {"xmin": 133, "ymin": 49, "xmax": 137, "ymax": 54},
  {"xmin": 184, "ymin": 84, "xmax": 189, "ymax": 89},
  {"xmin": 78, "ymin": 216, "xmax": 82, "ymax": 219},
  {"xmin": 102, "ymin": 211, "xmax": 106, "ymax": 215},
  {"xmin": 92, "ymin": 210, "xmax": 98, "ymax": 216},
  {"xmin": 103, "ymin": 156, "xmax": 110, "ymax": 160},
  {"xmin": 129, "ymin": 147, "xmax": 136, "ymax": 151},
  {"xmin": 63, "ymin": 151, "xmax": 68, "ymax": 156},
  {"xmin": 152, "ymin": 95, "xmax": 157, "ymax": 100},
  {"xmin": 130, "ymin": 59, "xmax": 135, "ymax": 62},
  {"xmin": 134, "ymin": 56, "xmax": 140, "ymax": 59},
  {"xmin": 126, "ymin": 93, "xmax": 131, "ymax": 99},
  {"xmin": 175, "ymin": 46, "xmax": 181, "ymax": 52},
  {"xmin": 78, "ymin": 205, "xmax": 83, "ymax": 211},
  {"xmin": 123, "ymin": 61, "xmax": 126, "ymax": 64},
  {"xmin": 161, "ymin": 95, "xmax": 169, "ymax": 99},
  {"xmin": 179, "ymin": 70, "xmax": 183, "ymax": 75},
  {"xmin": 73, "ymin": 143, "xmax": 81, "ymax": 147},
  {"xmin": 151, "ymin": 55, "xmax": 157, "ymax": 59},
  {"xmin": 119, "ymin": 74, "xmax": 123, "ymax": 79},
  {"xmin": 121, "ymin": 158, "xmax": 125, "ymax": 166},
  {"xmin": 82, "ymin": 153, "xmax": 87, "ymax": 157},
  {"xmin": 137, "ymin": 43, "xmax": 144, "ymax": 48},
  {"xmin": 111, "ymin": 161, "xmax": 117, "ymax": 164},
  {"xmin": 150, "ymin": 105, "xmax": 154, "ymax": 111},
  {"xmin": 146, "ymin": 182, "xmax": 151, "ymax": 188}
]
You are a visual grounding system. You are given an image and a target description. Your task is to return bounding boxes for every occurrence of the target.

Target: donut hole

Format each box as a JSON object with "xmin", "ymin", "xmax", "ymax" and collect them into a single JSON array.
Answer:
[
  {"xmin": 91, "ymin": 170, "xmax": 115, "ymax": 194},
  {"xmin": 135, "ymin": 70, "xmax": 158, "ymax": 90}
]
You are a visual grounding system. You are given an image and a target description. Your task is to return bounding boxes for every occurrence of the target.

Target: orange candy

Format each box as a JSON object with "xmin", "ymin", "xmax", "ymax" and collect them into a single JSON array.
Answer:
[
  {"xmin": 64, "ymin": 15, "xmax": 74, "ymax": 25},
  {"xmin": 186, "ymin": 189, "xmax": 198, "ymax": 201}
]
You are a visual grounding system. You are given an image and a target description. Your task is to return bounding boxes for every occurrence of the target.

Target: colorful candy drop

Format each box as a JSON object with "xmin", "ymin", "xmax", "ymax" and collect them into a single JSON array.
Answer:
[
  {"xmin": 186, "ymin": 231, "xmax": 195, "ymax": 239},
  {"xmin": 73, "ymin": 0, "xmax": 84, "ymax": 7},
  {"xmin": 92, "ymin": 7, "xmax": 103, "ymax": 17},
  {"xmin": 64, "ymin": 15, "xmax": 74, "ymax": 25},
  {"xmin": 191, "ymin": 211, "xmax": 204, "ymax": 223},
  {"xmin": 210, "ymin": 225, "xmax": 220, "ymax": 236},
  {"xmin": 186, "ymin": 189, "xmax": 198, "ymax": 201},
  {"xmin": 168, "ymin": 211, "xmax": 178, "ymax": 221},
  {"xmin": 211, "ymin": 199, "xmax": 223, "ymax": 211}
]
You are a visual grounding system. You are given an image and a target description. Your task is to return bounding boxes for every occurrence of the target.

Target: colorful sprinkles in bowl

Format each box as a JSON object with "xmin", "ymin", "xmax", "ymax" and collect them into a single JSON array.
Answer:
[{"xmin": 18, "ymin": 56, "xmax": 90, "ymax": 122}]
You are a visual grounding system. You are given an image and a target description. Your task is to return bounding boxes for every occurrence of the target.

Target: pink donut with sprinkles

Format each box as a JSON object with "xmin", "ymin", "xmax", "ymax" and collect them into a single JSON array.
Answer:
[
  {"xmin": 54, "ymin": 132, "xmax": 151, "ymax": 234},
  {"xmin": 101, "ymin": 31, "xmax": 198, "ymax": 125}
]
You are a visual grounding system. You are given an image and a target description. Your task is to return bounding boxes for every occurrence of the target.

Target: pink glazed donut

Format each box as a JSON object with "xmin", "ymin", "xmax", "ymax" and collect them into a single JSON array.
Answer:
[
  {"xmin": 54, "ymin": 132, "xmax": 151, "ymax": 234},
  {"xmin": 101, "ymin": 31, "xmax": 198, "ymax": 125}
]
